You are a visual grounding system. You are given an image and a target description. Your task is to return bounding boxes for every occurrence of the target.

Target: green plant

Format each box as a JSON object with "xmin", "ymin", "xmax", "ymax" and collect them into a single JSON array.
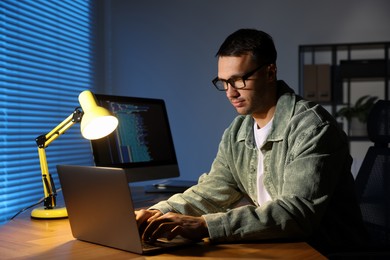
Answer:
[{"xmin": 336, "ymin": 95, "xmax": 378, "ymax": 123}]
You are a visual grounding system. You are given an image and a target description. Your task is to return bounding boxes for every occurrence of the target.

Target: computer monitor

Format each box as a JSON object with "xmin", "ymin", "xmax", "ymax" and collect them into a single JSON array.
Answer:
[{"xmin": 90, "ymin": 94, "xmax": 180, "ymax": 183}]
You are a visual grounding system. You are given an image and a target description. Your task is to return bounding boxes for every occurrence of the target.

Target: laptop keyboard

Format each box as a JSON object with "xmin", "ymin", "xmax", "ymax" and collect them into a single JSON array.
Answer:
[
  {"xmin": 142, "ymin": 237, "xmax": 191, "ymax": 250},
  {"xmin": 142, "ymin": 241, "xmax": 160, "ymax": 249}
]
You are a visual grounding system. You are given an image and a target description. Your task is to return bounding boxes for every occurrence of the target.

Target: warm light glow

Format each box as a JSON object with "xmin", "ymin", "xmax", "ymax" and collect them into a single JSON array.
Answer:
[{"xmin": 78, "ymin": 90, "xmax": 118, "ymax": 140}]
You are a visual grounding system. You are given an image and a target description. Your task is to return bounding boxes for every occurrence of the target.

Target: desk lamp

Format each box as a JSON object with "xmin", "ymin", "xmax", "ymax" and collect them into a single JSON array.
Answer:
[{"xmin": 31, "ymin": 90, "xmax": 118, "ymax": 219}]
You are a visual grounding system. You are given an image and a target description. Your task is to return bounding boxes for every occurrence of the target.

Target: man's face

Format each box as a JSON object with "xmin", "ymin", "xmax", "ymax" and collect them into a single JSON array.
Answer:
[{"xmin": 217, "ymin": 54, "xmax": 276, "ymax": 118}]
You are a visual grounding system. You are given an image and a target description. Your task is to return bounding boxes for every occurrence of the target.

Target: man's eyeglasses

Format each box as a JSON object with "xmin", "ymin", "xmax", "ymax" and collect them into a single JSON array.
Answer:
[{"xmin": 212, "ymin": 64, "xmax": 268, "ymax": 91}]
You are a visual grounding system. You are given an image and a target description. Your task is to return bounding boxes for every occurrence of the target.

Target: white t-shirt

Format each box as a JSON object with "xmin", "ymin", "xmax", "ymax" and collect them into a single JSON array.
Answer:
[{"xmin": 253, "ymin": 119, "xmax": 273, "ymax": 205}]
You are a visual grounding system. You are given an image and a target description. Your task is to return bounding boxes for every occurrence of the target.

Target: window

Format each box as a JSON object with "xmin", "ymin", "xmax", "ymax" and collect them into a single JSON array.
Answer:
[{"xmin": 0, "ymin": 0, "xmax": 96, "ymax": 225}]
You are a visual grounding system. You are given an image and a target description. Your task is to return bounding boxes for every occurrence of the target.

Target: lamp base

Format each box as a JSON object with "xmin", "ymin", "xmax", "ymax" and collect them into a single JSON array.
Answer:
[{"xmin": 31, "ymin": 207, "xmax": 68, "ymax": 219}]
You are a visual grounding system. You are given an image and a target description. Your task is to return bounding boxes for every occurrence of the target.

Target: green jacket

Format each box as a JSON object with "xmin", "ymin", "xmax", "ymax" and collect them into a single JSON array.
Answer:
[{"xmin": 151, "ymin": 81, "xmax": 367, "ymax": 253}]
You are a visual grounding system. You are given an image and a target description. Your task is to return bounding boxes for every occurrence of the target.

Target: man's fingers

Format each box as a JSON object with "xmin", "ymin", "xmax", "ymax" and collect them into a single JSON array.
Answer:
[
  {"xmin": 167, "ymin": 225, "xmax": 182, "ymax": 240},
  {"xmin": 136, "ymin": 209, "xmax": 163, "ymax": 230},
  {"xmin": 142, "ymin": 213, "xmax": 180, "ymax": 241},
  {"xmin": 147, "ymin": 211, "xmax": 162, "ymax": 223},
  {"xmin": 141, "ymin": 212, "xmax": 208, "ymax": 242},
  {"xmin": 142, "ymin": 217, "xmax": 168, "ymax": 241},
  {"xmin": 135, "ymin": 210, "xmax": 147, "ymax": 228},
  {"xmin": 146, "ymin": 222, "xmax": 176, "ymax": 242}
]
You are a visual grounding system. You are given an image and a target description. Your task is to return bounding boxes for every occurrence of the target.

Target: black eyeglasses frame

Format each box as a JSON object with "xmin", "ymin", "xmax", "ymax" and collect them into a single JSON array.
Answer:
[{"xmin": 212, "ymin": 63, "xmax": 268, "ymax": 91}]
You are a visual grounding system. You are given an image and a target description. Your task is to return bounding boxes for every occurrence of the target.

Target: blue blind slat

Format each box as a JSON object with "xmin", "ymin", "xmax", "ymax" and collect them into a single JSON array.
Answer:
[
  {"xmin": 1, "ymin": 46, "xmax": 91, "ymax": 70},
  {"xmin": 1, "ymin": 21, "xmax": 91, "ymax": 51},
  {"xmin": 2, "ymin": 147, "xmax": 92, "ymax": 164},
  {"xmin": 0, "ymin": 0, "xmax": 96, "ymax": 225},
  {"xmin": 3, "ymin": 83, "xmax": 89, "ymax": 95},
  {"xmin": 1, "ymin": 22, "xmax": 91, "ymax": 62},
  {"xmin": 1, "ymin": 48, "xmax": 91, "ymax": 70},
  {"xmin": 1, "ymin": 1, "xmax": 91, "ymax": 38},
  {"xmin": 1, "ymin": 43, "xmax": 91, "ymax": 66},
  {"xmin": 2, "ymin": 56, "xmax": 91, "ymax": 78},
  {"xmin": 1, "ymin": 73, "xmax": 91, "ymax": 89}
]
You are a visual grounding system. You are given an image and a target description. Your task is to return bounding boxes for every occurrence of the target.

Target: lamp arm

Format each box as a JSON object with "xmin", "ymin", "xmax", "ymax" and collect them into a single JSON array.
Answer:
[{"xmin": 35, "ymin": 109, "xmax": 83, "ymax": 209}]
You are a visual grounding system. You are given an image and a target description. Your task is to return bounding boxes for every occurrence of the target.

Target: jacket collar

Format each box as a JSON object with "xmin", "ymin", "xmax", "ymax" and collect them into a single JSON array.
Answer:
[{"xmin": 237, "ymin": 80, "xmax": 296, "ymax": 147}]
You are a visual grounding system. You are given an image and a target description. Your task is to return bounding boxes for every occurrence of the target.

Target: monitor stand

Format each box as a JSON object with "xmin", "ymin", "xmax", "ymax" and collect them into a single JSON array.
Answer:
[{"xmin": 144, "ymin": 179, "xmax": 197, "ymax": 193}]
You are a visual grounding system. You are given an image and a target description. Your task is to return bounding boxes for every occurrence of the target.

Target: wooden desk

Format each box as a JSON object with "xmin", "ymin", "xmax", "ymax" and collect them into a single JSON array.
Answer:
[{"xmin": 0, "ymin": 187, "xmax": 326, "ymax": 259}]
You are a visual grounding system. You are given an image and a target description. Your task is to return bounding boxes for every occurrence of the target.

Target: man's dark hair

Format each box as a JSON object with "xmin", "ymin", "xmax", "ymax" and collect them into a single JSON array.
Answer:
[{"xmin": 216, "ymin": 29, "xmax": 277, "ymax": 65}]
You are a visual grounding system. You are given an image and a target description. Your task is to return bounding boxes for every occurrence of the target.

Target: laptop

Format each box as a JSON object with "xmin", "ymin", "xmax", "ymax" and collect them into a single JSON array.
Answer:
[{"xmin": 57, "ymin": 164, "xmax": 194, "ymax": 254}]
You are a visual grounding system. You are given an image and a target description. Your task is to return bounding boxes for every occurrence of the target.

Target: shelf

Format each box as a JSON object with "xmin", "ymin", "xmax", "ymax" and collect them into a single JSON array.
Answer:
[
  {"xmin": 349, "ymin": 136, "xmax": 371, "ymax": 142},
  {"xmin": 340, "ymin": 59, "xmax": 389, "ymax": 79},
  {"xmin": 299, "ymin": 41, "xmax": 390, "ymax": 139}
]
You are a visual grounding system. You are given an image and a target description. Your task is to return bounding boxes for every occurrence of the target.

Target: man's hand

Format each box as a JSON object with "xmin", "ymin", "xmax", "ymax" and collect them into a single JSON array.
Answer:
[
  {"xmin": 141, "ymin": 212, "xmax": 209, "ymax": 242},
  {"xmin": 135, "ymin": 209, "xmax": 163, "ymax": 233}
]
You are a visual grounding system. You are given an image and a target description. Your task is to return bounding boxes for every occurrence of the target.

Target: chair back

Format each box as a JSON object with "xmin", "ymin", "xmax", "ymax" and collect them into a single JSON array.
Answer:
[
  {"xmin": 367, "ymin": 100, "xmax": 390, "ymax": 146},
  {"xmin": 355, "ymin": 99, "xmax": 390, "ymax": 247}
]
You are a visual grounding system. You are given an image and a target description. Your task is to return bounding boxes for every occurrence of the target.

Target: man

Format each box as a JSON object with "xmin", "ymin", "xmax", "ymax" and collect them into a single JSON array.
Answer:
[{"xmin": 136, "ymin": 29, "xmax": 367, "ymax": 255}]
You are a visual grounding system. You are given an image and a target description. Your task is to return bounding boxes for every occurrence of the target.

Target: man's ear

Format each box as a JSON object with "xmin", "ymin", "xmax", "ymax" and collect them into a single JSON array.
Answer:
[{"xmin": 267, "ymin": 64, "xmax": 277, "ymax": 82}]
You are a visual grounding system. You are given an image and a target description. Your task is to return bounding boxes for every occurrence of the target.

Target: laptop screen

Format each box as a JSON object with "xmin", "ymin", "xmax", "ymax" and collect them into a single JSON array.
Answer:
[{"xmin": 90, "ymin": 94, "xmax": 180, "ymax": 182}]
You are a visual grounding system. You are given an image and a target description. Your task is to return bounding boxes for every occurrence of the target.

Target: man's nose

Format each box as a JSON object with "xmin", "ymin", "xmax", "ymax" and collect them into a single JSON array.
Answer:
[{"xmin": 225, "ymin": 83, "xmax": 238, "ymax": 98}]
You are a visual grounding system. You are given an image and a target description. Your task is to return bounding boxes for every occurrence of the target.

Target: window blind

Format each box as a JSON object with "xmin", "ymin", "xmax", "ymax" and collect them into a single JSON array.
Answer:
[{"xmin": 0, "ymin": 0, "xmax": 96, "ymax": 225}]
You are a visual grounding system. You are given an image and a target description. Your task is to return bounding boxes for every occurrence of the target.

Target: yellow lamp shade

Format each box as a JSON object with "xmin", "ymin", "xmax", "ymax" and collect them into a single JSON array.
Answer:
[{"xmin": 78, "ymin": 90, "xmax": 118, "ymax": 140}]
